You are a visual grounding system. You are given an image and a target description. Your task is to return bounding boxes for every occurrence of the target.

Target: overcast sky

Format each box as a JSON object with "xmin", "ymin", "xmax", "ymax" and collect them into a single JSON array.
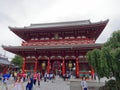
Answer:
[{"xmin": 0, "ymin": 0, "xmax": 120, "ymax": 60}]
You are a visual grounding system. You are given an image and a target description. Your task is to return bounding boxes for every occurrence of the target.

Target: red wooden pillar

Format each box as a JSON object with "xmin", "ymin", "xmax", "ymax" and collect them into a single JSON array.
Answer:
[
  {"xmin": 34, "ymin": 57, "xmax": 38, "ymax": 73},
  {"xmin": 47, "ymin": 58, "xmax": 51, "ymax": 74},
  {"xmin": 22, "ymin": 57, "xmax": 26, "ymax": 73},
  {"xmin": 62, "ymin": 58, "xmax": 65, "ymax": 76},
  {"xmin": 91, "ymin": 66, "xmax": 94, "ymax": 80},
  {"xmin": 76, "ymin": 58, "xmax": 79, "ymax": 78}
]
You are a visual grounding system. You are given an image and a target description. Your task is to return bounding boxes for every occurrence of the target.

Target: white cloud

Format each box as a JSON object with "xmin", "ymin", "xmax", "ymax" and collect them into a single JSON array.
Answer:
[{"xmin": 0, "ymin": 0, "xmax": 120, "ymax": 59}]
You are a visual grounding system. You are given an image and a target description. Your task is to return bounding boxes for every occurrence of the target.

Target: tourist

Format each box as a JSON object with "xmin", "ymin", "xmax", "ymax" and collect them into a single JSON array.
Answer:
[
  {"xmin": 81, "ymin": 77, "xmax": 88, "ymax": 90},
  {"xmin": 47, "ymin": 73, "xmax": 49, "ymax": 81},
  {"xmin": 37, "ymin": 72, "xmax": 40, "ymax": 87},
  {"xmin": 94, "ymin": 73, "xmax": 96, "ymax": 80},
  {"xmin": 53, "ymin": 72, "xmax": 55, "ymax": 80},
  {"xmin": 63, "ymin": 73, "xmax": 66, "ymax": 81},
  {"xmin": 49, "ymin": 72, "xmax": 54, "ymax": 82},
  {"xmin": 26, "ymin": 76, "xmax": 34, "ymax": 90},
  {"xmin": 23, "ymin": 73, "xmax": 26, "ymax": 82},
  {"xmin": 27, "ymin": 72, "xmax": 30, "ymax": 79},
  {"xmin": 14, "ymin": 71, "xmax": 17, "ymax": 81},
  {"xmin": 40, "ymin": 72, "xmax": 43, "ymax": 80},
  {"xmin": 68, "ymin": 72, "xmax": 71, "ymax": 79},
  {"xmin": 66, "ymin": 73, "xmax": 69, "ymax": 80},
  {"xmin": 33, "ymin": 72, "xmax": 37, "ymax": 85},
  {"xmin": 44, "ymin": 72, "xmax": 47, "ymax": 82},
  {"xmin": 10, "ymin": 77, "xmax": 24, "ymax": 90},
  {"xmin": 49, "ymin": 72, "xmax": 52, "ymax": 80},
  {"xmin": 0, "ymin": 73, "xmax": 2, "ymax": 82},
  {"xmin": 1, "ymin": 72, "xmax": 11, "ymax": 90}
]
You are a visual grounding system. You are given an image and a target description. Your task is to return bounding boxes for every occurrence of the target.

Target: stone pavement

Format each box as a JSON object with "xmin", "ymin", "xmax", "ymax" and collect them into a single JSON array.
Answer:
[
  {"xmin": 0, "ymin": 77, "xmax": 70, "ymax": 90},
  {"xmin": 32, "ymin": 78, "xmax": 70, "ymax": 90},
  {"xmin": 0, "ymin": 77, "xmax": 105, "ymax": 90}
]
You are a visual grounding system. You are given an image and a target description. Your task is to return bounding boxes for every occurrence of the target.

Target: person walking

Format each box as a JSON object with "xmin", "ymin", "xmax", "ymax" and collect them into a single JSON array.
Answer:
[
  {"xmin": 37, "ymin": 72, "xmax": 40, "ymax": 87},
  {"xmin": 49, "ymin": 72, "xmax": 53, "ymax": 82},
  {"xmin": 10, "ymin": 77, "xmax": 24, "ymax": 90},
  {"xmin": 14, "ymin": 72, "xmax": 17, "ymax": 81},
  {"xmin": 33, "ymin": 72, "xmax": 37, "ymax": 86},
  {"xmin": 1, "ymin": 77, "xmax": 8, "ymax": 90},
  {"xmin": 81, "ymin": 77, "xmax": 88, "ymax": 90},
  {"xmin": 1, "ymin": 72, "xmax": 10, "ymax": 90},
  {"xmin": 0, "ymin": 73, "xmax": 2, "ymax": 81},
  {"xmin": 44, "ymin": 72, "xmax": 47, "ymax": 82},
  {"xmin": 46, "ymin": 73, "xmax": 49, "ymax": 82},
  {"xmin": 26, "ymin": 76, "xmax": 33, "ymax": 90},
  {"xmin": 23, "ymin": 73, "xmax": 26, "ymax": 82},
  {"xmin": 63, "ymin": 73, "xmax": 66, "ymax": 81}
]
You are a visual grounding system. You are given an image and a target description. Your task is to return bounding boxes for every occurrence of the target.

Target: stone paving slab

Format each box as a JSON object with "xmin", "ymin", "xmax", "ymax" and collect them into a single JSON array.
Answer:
[
  {"xmin": 0, "ymin": 77, "xmax": 105, "ymax": 90},
  {"xmin": 32, "ymin": 79, "xmax": 70, "ymax": 90},
  {"xmin": 0, "ymin": 77, "xmax": 70, "ymax": 90}
]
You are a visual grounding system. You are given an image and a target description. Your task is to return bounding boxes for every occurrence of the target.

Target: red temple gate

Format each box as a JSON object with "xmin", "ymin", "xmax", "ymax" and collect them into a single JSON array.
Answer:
[{"xmin": 2, "ymin": 19, "xmax": 109, "ymax": 79}]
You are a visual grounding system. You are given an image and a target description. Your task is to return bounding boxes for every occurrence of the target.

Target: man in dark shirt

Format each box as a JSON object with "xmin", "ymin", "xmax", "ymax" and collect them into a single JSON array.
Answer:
[{"xmin": 26, "ymin": 76, "xmax": 34, "ymax": 90}]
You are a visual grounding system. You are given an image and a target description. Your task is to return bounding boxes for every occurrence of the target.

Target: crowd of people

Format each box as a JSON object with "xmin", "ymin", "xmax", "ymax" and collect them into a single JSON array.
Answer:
[
  {"xmin": 0, "ymin": 71, "xmax": 89, "ymax": 90},
  {"xmin": 0, "ymin": 71, "xmax": 60, "ymax": 90}
]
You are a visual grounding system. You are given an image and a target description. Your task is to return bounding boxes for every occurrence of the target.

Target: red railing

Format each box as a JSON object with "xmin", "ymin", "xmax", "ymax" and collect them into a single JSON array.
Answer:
[{"xmin": 22, "ymin": 38, "xmax": 95, "ymax": 46}]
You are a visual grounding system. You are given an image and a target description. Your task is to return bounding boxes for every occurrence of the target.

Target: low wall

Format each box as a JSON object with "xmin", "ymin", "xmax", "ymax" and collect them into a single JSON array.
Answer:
[{"xmin": 70, "ymin": 79, "xmax": 105, "ymax": 90}]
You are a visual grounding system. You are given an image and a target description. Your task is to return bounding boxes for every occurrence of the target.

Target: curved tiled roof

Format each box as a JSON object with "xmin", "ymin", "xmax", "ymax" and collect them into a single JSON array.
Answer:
[
  {"xmin": 9, "ymin": 20, "xmax": 108, "ymax": 29},
  {"xmin": 2, "ymin": 43, "xmax": 103, "ymax": 51},
  {"xmin": 27, "ymin": 20, "xmax": 91, "ymax": 28},
  {"xmin": 8, "ymin": 19, "xmax": 109, "ymax": 41},
  {"xmin": 2, "ymin": 43, "xmax": 103, "ymax": 56}
]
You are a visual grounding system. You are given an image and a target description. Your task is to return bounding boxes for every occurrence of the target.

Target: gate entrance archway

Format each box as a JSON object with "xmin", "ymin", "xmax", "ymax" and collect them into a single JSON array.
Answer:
[{"xmin": 52, "ymin": 60, "xmax": 62, "ymax": 75}]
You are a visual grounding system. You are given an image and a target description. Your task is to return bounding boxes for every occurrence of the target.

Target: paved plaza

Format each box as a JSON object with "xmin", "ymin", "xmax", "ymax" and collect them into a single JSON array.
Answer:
[
  {"xmin": 0, "ymin": 77, "xmax": 105, "ymax": 90},
  {"xmin": 0, "ymin": 77, "xmax": 70, "ymax": 90},
  {"xmin": 31, "ymin": 78, "xmax": 70, "ymax": 90}
]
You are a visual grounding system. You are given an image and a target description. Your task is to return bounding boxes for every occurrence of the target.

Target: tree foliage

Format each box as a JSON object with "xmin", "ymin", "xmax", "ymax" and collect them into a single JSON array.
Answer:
[
  {"xmin": 11, "ymin": 55, "xmax": 23, "ymax": 68},
  {"xmin": 86, "ymin": 30, "xmax": 120, "ymax": 83},
  {"xmin": 87, "ymin": 49, "xmax": 102, "ymax": 78},
  {"xmin": 104, "ymin": 30, "xmax": 120, "ymax": 48}
]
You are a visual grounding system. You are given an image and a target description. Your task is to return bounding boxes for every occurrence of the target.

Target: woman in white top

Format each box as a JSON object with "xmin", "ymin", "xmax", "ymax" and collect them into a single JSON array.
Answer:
[
  {"xmin": 81, "ymin": 77, "xmax": 88, "ymax": 90},
  {"xmin": 10, "ymin": 77, "xmax": 24, "ymax": 90}
]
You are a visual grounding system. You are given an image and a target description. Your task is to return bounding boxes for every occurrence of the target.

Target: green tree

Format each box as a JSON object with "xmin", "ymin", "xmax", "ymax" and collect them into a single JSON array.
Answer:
[
  {"xmin": 104, "ymin": 31, "xmax": 120, "ymax": 83},
  {"xmin": 87, "ymin": 30, "xmax": 120, "ymax": 89},
  {"xmin": 87, "ymin": 49, "xmax": 103, "ymax": 79},
  {"xmin": 104, "ymin": 30, "xmax": 120, "ymax": 48},
  {"xmin": 113, "ymin": 48, "xmax": 120, "ymax": 83},
  {"xmin": 11, "ymin": 55, "xmax": 23, "ymax": 68},
  {"xmin": 100, "ymin": 47, "xmax": 113, "ymax": 78}
]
